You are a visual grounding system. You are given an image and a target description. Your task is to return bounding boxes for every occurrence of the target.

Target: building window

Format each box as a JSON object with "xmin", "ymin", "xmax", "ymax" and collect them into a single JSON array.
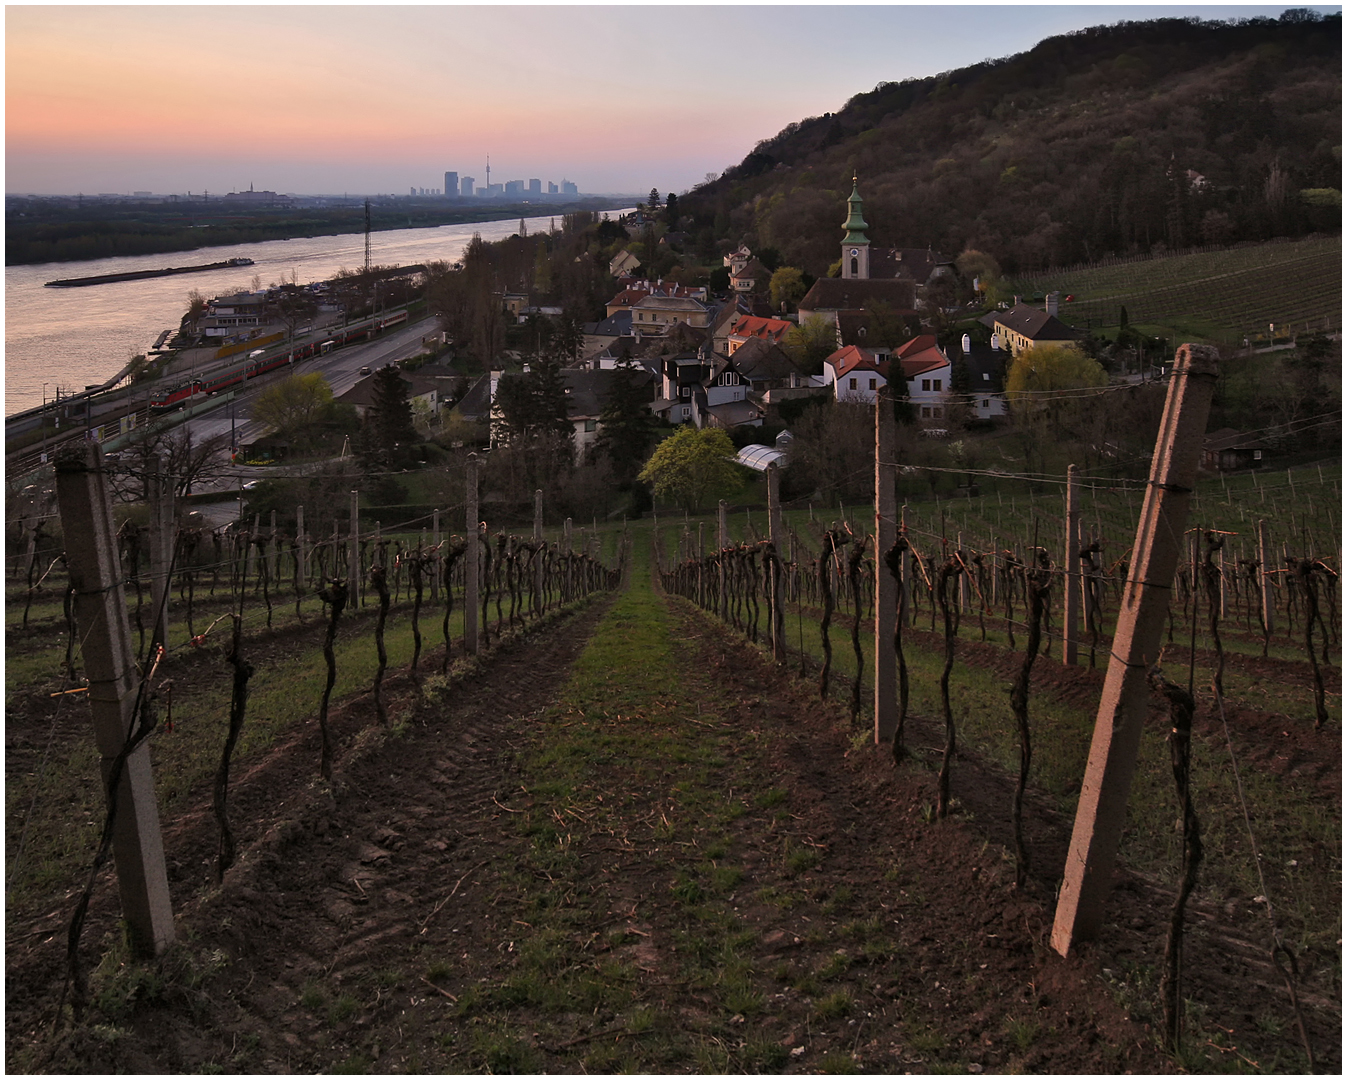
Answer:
[
  {"xmin": 848, "ymin": 377, "xmax": 857, "ymax": 390},
  {"xmin": 682, "ymin": 406, "xmax": 691, "ymax": 419},
  {"xmin": 921, "ymin": 406, "xmax": 931, "ymax": 418},
  {"xmin": 584, "ymin": 419, "xmax": 597, "ymax": 433},
  {"xmin": 1254, "ymin": 449, "xmax": 1263, "ymax": 460},
  {"xmin": 932, "ymin": 379, "xmax": 942, "ymax": 391},
  {"xmin": 921, "ymin": 379, "xmax": 931, "ymax": 391},
  {"xmin": 680, "ymin": 386, "xmax": 691, "ymax": 399},
  {"xmin": 868, "ymin": 378, "xmax": 876, "ymax": 390},
  {"xmin": 982, "ymin": 399, "xmax": 990, "ymax": 408}
]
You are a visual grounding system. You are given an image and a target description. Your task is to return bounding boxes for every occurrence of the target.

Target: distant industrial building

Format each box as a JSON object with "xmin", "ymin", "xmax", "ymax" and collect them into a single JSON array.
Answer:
[
  {"xmin": 444, "ymin": 171, "xmax": 458, "ymax": 197},
  {"xmin": 460, "ymin": 176, "xmax": 475, "ymax": 197}
]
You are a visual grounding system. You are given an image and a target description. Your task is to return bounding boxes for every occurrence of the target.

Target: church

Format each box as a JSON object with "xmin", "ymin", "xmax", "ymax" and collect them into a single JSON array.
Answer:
[{"xmin": 798, "ymin": 177, "xmax": 955, "ymax": 326}]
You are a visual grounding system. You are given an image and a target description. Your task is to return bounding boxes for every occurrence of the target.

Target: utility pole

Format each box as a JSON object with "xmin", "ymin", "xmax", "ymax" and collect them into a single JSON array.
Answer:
[
  {"xmin": 874, "ymin": 387, "xmax": 898, "ymax": 742},
  {"xmin": 465, "ymin": 453, "xmax": 479, "ymax": 653},
  {"xmin": 56, "ymin": 445, "xmax": 174, "ymax": 957},
  {"xmin": 1051, "ymin": 345, "xmax": 1219, "ymax": 956}
]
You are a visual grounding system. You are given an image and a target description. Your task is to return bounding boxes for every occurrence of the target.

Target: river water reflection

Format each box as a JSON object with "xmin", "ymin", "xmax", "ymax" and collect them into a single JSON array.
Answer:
[{"xmin": 5, "ymin": 208, "xmax": 631, "ymax": 416}]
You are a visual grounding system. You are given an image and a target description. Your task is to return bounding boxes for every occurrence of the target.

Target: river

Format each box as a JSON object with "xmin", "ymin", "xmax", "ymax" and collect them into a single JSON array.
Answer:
[{"xmin": 4, "ymin": 208, "xmax": 632, "ymax": 417}]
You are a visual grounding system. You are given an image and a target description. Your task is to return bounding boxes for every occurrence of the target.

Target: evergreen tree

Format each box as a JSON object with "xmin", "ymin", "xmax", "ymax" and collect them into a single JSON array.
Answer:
[
  {"xmin": 363, "ymin": 366, "xmax": 417, "ymax": 463},
  {"xmin": 595, "ymin": 360, "xmax": 656, "ymax": 484}
]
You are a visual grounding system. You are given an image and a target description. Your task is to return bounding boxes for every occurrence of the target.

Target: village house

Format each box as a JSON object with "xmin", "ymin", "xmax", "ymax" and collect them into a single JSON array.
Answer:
[
  {"xmin": 335, "ymin": 366, "xmax": 445, "ymax": 421},
  {"xmin": 200, "ymin": 292, "xmax": 266, "ymax": 338},
  {"xmin": 947, "ymin": 334, "xmax": 1009, "ymax": 420},
  {"xmin": 822, "ymin": 344, "xmax": 889, "ymax": 403},
  {"xmin": 979, "ymin": 295, "xmax": 1079, "ymax": 356},
  {"xmin": 730, "ymin": 257, "xmax": 769, "ymax": 295},
  {"xmin": 630, "ymin": 293, "xmax": 714, "ymax": 332},
  {"xmin": 895, "ymin": 335, "xmax": 952, "ymax": 422},
  {"xmin": 1203, "ymin": 428, "xmax": 1270, "ymax": 471},
  {"xmin": 608, "ymin": 249, "xmax": 641, "ymax": 277},
  {"xmin": 726, "ymin": 314, "xmax": 793, "ymax": 354},
  {"xmin": 723, "ymin": 245, "xmax": 753, "ymax": 274}
]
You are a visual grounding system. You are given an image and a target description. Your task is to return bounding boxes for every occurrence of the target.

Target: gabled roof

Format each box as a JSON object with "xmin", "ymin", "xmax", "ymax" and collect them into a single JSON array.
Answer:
[
  {"xmin": 723, "ymin": 337, "xmax": 800, "ymax": 383},
  {"xmin": 949, "ymin": 340, "xmax": 1009, "ymax": 393},
  {"xmin": 732, "ymin": 257, "xmax": 768, "ymax": 281},
  {"xmin": 893, "ymin": 335, "xmax": 948, "ymax": 380},
  {"xmin": 583, "ymin": 310, "xmax": 633, "ymax": 337},
  {"xmin": 825, "ymin": 345, "xmax": 889, "ymax": 379},
  {"xmin": 560, "ymin": 367, "xmax": 654, "ymax": 419},
  {"xmin": 1204, "ymin": 428, "xmax": 1270, "ymax": 452},
  {"xmin": 868, "ymin": 247, "xmax": 953, "ymax": 283},
  {"xmin": 454, "ymin": 372, "xmax": 494, "ymax": 422},
  {"xmin": 982, "ymin": 303, "xmax": 1079, "ymax": 342},
  {"xmin": 799, "ymin": 278, "xmax": 916, "ymax": 312},
  {"xmin": 729, "ymin": 315, "xmax": 793, "ymax": 343}
]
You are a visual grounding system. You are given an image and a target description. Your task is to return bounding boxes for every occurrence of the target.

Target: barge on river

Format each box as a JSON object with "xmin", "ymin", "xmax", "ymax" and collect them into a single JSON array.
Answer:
[{"xmin": 44, "ymin": 257, "xmax": 255, "ymax": 288}]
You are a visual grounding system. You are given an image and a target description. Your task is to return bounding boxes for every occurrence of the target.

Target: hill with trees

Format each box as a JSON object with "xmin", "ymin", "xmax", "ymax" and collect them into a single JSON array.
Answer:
[{"xmin": 680, "ymin": 10, "xmax": 1340, "ymax": 276}]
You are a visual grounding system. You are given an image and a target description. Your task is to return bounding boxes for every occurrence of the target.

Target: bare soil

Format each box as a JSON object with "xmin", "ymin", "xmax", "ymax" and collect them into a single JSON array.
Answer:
[{"xmin": 5, "ymin": 585, "xmax": 1340, "ymax": 1073}]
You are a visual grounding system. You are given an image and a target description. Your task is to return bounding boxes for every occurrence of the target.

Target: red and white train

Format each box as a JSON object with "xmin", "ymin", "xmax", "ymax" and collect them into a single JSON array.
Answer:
[{"xmin": 150, "ymin": 309, "xmax": 410, "ymax": 411}]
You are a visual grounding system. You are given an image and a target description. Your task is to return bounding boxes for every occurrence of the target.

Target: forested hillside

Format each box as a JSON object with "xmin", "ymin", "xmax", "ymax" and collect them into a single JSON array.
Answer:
[{"xmin": 681, "ymin": 11, "xmax": 1340, "ymax": 275}]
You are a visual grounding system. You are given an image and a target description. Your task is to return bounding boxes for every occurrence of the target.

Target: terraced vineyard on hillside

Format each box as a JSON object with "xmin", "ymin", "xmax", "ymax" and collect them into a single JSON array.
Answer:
[{"xmin": 1013, "ymin": 235, "xmax": 1342, "ymax": 344}]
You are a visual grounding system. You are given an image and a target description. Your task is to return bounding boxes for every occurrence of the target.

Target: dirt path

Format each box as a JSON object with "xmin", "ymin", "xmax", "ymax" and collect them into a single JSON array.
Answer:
[{"xmin": 6, "ymin": 569, "xmax": 1337, "ymax": 1073}]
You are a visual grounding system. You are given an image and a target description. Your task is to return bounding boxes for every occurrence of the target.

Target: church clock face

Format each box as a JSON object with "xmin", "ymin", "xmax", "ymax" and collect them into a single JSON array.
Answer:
[{"xmin": 849, "ymin": 248, "xmax": 859, "ymax": 257}]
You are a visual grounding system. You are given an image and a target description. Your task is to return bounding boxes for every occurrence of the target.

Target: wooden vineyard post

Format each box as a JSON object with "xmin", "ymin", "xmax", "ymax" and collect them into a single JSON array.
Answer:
[
  {"xmin": 1258, "ymin": 519, "xmax": 1274, "ymax": 640},
  {"xmin": 431, "ymin": 509, "xmax": 441, "ymax": 603},
  {"xmin": 718, "ymin": 500, "xmax": 729, "ymax": 621},
  {"xmin": 874, "ymin": 387, "xmax": 898, "ymax": 743},
  {"xmin": 296, "ymin": 504, "xmax": 307, "ymax": 591},
  {"xmin": 533, "ymin": 491, "xmax": 544, "ymax": 618},
  {"xmin": 147, "ymin": 455, "xmax": 173, "ymax": 649},
  {"xmin": 55, "ymin": 445, "xmax": 174, "ymax": 958},
  {"xmin": 767, "ymin": 462, "xmax": 785, "ymax": 658},
  {"xmin": 1063, "ymin": 464, "xmax": 1081, "ymax": 666},
  {"xmin": 1051, "ymin": 345, "xmax": 1219, "ymax": 956},
  {"xmin": 465, "ymin": 454, "xmax": 479, "ymax": 654},
  {"xmin": 348, "ymin": 491, "xmax": 360, "ymax": 609}
]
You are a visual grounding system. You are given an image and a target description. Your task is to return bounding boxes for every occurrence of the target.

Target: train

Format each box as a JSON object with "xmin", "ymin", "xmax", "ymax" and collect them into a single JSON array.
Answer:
[{"xmin": 149, "ymin": 310, "xmax": 411, "ymax": 411}]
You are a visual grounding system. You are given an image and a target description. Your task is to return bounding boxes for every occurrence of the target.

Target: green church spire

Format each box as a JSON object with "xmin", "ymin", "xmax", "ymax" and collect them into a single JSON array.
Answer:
[{"xmin": 841, "ymin": 174, "xmax": 869, "ymax": 244}]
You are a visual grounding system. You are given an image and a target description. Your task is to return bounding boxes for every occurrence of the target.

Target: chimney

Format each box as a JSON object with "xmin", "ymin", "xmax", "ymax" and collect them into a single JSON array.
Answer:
[
  {"xmin": 1013, "ymin": 295, "xmax": 1021, "ymax": 307},
  {"xmin": 1045, "ymin": 292, "xmax": 1059, "ymax": 317}
]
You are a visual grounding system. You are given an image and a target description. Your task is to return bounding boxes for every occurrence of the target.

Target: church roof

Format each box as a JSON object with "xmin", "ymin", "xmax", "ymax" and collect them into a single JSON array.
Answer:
[
  {"xmin": 799, "ymin": 278, "xmax": 916, "ymax": 313},
  {"xmin": 842, "ymin": 176, "xmax": 869, "ymax": 244}
]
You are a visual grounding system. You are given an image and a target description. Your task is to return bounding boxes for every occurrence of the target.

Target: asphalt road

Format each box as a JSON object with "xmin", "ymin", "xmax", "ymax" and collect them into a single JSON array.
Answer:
[{"xmin": 177, "ymin": 316, "xmax": 440, "ymax": 451}]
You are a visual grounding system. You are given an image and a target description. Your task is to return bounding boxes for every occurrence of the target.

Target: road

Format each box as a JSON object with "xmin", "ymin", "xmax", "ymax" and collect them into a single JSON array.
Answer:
[
  {"xmin": 7, "ymin": 315, "xmax": 439, "ymax": 483},
  {"xmin": 186, "ymin": 316, "xmax": 438, "ymax": 449}
]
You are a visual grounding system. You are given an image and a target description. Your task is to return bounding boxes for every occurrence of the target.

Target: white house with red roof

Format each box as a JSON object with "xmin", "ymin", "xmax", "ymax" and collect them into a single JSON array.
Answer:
[
  {"xmin": 895, "ymin": 335, "xmax": 952, "ymax": 422},
  {"xmin": 823, "ymin": 345, "xmax": 890, "ymax": 403}
]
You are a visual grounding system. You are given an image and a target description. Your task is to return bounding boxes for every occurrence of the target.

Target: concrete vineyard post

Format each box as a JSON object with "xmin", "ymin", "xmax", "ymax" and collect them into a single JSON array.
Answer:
[
  {"xmin": 874, "ymin": 387, "xmax": 898, "ymax": 743},
  {"xmin": 718, "ymin": 499, "xmax": 729, "ymax": 621},
  {"xmin": 296, "ymin": 505, "xmax": 307, "ymax": 592},
  {"xmin": 465, "ymin": 454, "xmax": 479, "ymax": 654},
  {"xmin": 56, "ymin": 444, "xmax": 174, "ymax": 958},
  {"xmin": 1051, "ymin": 345, "xmax": 1219, "ymax": 956},
  {"xmin": 1063, "ymin": 464, "xmax": 1080, "ymax": 666}
]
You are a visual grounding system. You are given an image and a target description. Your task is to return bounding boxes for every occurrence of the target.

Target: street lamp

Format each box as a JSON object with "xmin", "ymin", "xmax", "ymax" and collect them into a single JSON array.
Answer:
[{"xmin": 40, "ymin": 383, "xmax": 49, "ymax": 463}]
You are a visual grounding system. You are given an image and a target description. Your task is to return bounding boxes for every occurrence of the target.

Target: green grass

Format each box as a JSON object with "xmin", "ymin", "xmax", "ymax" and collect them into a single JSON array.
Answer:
[{"xmin": 1012, "ymin": 235, "xmax": 1342, "ymax": 345}]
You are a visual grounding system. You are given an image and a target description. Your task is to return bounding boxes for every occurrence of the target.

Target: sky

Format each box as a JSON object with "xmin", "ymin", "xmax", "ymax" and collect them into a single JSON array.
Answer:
[{"xmin": 5, "ymin": 3, "xmax": 1336, "ymax": 198}]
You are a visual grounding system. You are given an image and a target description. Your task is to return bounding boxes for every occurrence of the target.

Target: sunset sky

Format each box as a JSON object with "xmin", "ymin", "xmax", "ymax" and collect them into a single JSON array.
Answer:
[{"xmin": 5, "ymin": 4, "xmax": 1326, "ymax": 197}]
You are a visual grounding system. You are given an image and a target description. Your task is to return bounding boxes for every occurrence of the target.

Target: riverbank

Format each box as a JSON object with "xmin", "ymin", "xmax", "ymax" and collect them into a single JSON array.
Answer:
[{"xmin": 6, "ymin": 198, "xmax": 630, "ymax": 266}]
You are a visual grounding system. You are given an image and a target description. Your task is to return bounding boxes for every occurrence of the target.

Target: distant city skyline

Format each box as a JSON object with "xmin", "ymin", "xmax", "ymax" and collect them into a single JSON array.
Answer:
[{"xmin": 6, "ymin": 4, "xmax": 1328, "ymax": 197}]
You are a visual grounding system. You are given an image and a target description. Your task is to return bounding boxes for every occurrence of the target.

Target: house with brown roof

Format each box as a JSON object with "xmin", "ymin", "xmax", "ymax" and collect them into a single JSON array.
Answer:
[
  {"xmin": 1203, "ymin": 428, "xmax": 1270, "ymax": 471},
  {"xmin": 631, "ymin": 294, "xmax": 713, "ymax": 333},
  {"xmin": 731, "ymin": 257, "xmax": 769, "ymax": 295},
  {"xmin": 608, "ymin": 249, "xmax": 641, "ymax": 277},
  {"xmin": 979, "ymin": 299, "xmax": 1080, "ymax": 357}
]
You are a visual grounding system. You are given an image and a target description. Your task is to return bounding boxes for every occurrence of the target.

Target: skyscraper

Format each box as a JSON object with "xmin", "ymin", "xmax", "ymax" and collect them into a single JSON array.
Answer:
[
  {"xmin": 561, "ymin": 179, "xmax": 578, "ymax": 195},
  {"xmin": 444, "ymin": 171, "xmax": 459, "ymax": 198},
  {"xmin": 460, "ymin": 176, "xmax": 475, "ymax": 197},
  {"xmin": 528, "ymin": 178, "xmax": 542, "ymax": 196}
]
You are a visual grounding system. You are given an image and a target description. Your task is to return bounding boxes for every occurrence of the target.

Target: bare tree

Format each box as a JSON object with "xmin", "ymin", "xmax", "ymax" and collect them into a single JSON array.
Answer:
[{"xmin": 110, "ymin": 424, "xmax": 232, "ymax": 502}]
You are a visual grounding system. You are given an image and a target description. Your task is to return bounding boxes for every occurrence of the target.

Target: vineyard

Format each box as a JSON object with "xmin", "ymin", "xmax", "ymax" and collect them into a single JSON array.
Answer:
[
  {"xmin": 4, "ymin": 432, "xmax": 1341, "ymax": 1071},
  {"xmin": 1011, "ymin": 235, "xmax": 1342, "ymax": 344}
]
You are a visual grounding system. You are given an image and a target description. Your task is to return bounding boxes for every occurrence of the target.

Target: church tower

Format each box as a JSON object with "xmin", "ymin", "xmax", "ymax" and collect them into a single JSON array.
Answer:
[{"xmin": 841, "ymin": 175, "xmax": 870, "ymax": 280}]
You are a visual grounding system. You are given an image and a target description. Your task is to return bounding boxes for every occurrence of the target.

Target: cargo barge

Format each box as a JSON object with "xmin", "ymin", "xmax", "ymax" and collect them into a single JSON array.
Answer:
[{"xmin": 44, "ymin": 257, "xmax": 255, "ymax": 288}]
